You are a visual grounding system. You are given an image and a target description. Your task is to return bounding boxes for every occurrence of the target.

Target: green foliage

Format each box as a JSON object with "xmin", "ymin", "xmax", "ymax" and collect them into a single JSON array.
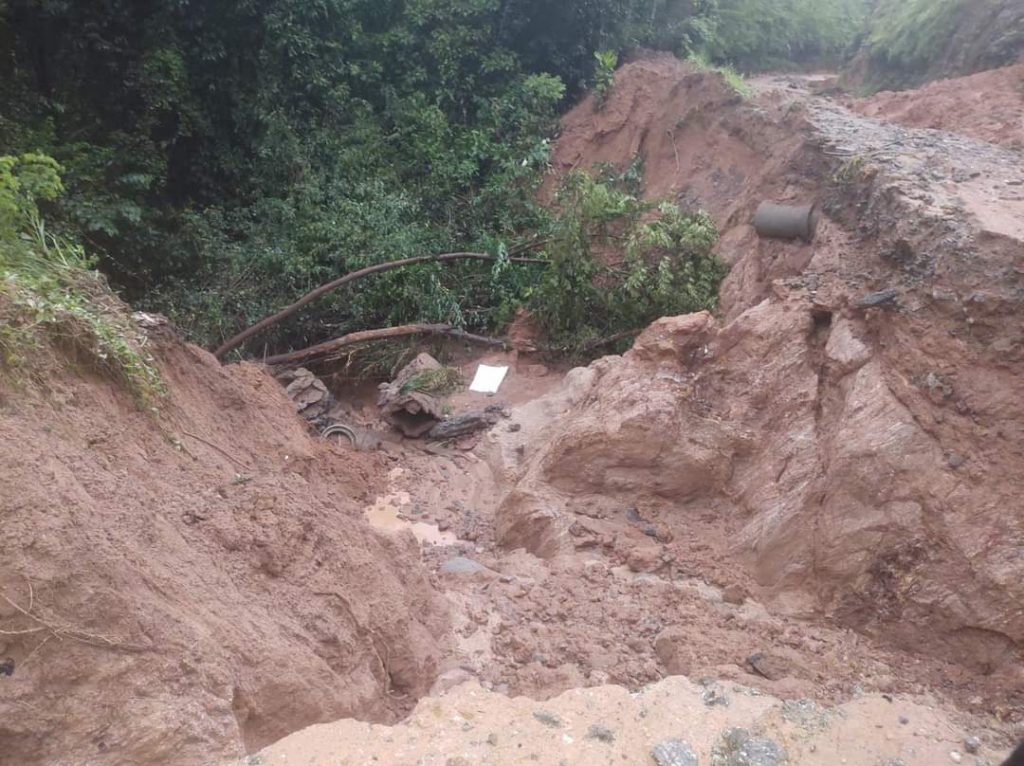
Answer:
[
  {"xmin": 592, "ymin": 51, "xmax": 619, "ymax": 108},
  {"xmin": 529, "ymin": 171, "xmax": 725, "ymax": 354},
  {"xmin": 0, "ymin": 0, "xmax": 863, "ymax": 365},
  {"xmin": 0, "ymin": 154, "xmax": 165, "ymax": 404},
  {"xmin": 400, "ymin": 366, "xmax": 463, "ymax": 395},
  {"xmin": 863, "ymin": 0, "xmax": 962, "ymax": 86},
  {"xmin": 686, "ymin": 53, "xmax": 752, "ymax": 98},
  {"xmin": 857, "ymin": 0, "xmax": 1024, "ymax": 90},
  {"xmin": 700, "ymin": 0, "xmax": 868, "ymax": 71}
]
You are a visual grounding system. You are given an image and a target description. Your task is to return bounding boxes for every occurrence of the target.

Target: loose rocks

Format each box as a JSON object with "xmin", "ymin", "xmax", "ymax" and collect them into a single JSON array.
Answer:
[
  {"xmin": 652, "ymin": 739, "xmax": 699, "ymax": 766},
  {"xmin": 711, "ymin": 728, "xmax": 787, "ymax": 766}
]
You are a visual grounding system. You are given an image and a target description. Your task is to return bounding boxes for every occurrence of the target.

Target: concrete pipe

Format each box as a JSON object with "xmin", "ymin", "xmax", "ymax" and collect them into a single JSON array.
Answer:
[{"xmin": 754, "ymin": 202, "xmax": 820, "ymax": 243}]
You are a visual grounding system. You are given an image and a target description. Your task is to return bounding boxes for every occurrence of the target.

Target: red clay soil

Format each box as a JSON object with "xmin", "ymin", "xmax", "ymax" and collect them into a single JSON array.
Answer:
[
  {"xmin": 514, "ymin": 55, "xmax": 1024, "ymax": 723},
  {"xmin": 0, "ymin": 324, "xmax": 449, "ymax": 765},
  {"xmin": 850, "ymin": 63, "xmax": 1024, "ymax": 150}
]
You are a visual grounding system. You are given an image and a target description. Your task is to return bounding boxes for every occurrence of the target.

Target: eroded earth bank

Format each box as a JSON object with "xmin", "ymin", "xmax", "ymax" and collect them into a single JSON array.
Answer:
[{"xmin": 2, "ymin": 56, "xmax": 1022, "ymax": 766}]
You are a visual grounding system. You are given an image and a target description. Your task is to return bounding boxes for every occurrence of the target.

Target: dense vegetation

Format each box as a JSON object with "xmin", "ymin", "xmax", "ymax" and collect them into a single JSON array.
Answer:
[
  {"xmin": 0, "ymin": 0, "xmax": 867, "ymax": 363},
  {"xmin": 855, "ymin": 0, "xmax": 1024, "ymax": 90},
  {"xmin": 0, "ymin": 153, "xmax": 165, "ymax": 401}
]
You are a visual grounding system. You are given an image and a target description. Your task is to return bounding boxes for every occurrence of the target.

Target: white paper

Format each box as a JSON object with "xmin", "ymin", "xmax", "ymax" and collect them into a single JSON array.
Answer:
[{"xmin": 469, "ymin": 364, "xmax": 509, "ymax": 394}]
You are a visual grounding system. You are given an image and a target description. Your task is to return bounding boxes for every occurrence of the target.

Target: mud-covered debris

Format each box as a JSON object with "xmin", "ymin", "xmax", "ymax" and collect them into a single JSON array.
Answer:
[
  {"xmin": 721, "ymin": 584, "xmax": 746, "ymax": 605},
  {"xmin": 586, "ymin": 724, "xmax": 615, "ymax": 743},
  {"xmin": 712, "ymin": 728, "xmax": 787, "ymax": 766},
  {"xmin": 279, "ymin": 367, "xmax": 334, "ymax": 424},
  {"xmin": 651, "ymin": 739, "xmax": 699, "ymax": 766},
  {"xmin": 378, "ymin": 353, "xmax": 447, "ymax": 437}
]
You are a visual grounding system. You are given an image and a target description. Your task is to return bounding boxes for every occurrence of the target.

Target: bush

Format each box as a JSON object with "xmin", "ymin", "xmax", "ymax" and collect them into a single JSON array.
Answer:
[{"xmin": 529, "ymin": 170, "xmax": 725, "ymax": 354}]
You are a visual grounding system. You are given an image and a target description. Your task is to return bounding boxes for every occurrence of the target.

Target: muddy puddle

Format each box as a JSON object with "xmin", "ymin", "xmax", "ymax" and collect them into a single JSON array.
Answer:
[{"xmin": 363, "ymin": 490, "xmax": 459, "ymax": 545}]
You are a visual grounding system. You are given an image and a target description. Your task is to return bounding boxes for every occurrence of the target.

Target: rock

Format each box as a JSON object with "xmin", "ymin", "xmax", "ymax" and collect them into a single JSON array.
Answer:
[
  {"xmin": 631, "ymin": 312, "xmax": 716, "ymax": 363},
  {"xmin": 626, "ymin": 543, "xmax": 666, "ymax": 573},
  {"xmin": 428, "ymin": 405, "xmax": 504, "ymax": 441},
  {"xmin": 279, "ymin": 368, "xmax": 334, "ymax": 424},
  {"xmin": 721, "ymin": 584, "xmax": 746, "ymax": 605},
  {"xmin": 587, "ymin": 724, "xmax": 615, "ymax": 743},
  {"xmin": 532, "ymin": 711, "xmax": 562, "ymax": 728},
  {"xmin": 655, "ymin": 628, "xmax": 693, "ymax": 676},
  {"xmin": 855, "ymin": 288, "xmax": 899, "ymax": 308},
  {"xmin": 701, "ymin": 687, "xmax": 730, "ymax": 707},
  {"xmin": 439, "ymin": 557, "xmax": 498, "ymax": 582},
  {"xmin": 964, "ymin": 738, "xmax": 981, "ymax": 755},
  {"xmin": 824, "ymin": 318, "xmax": 871, "ymax": 371},
  {"xmin": 899, "ymin": 716, "xmax": 910, "ymax": 725},
  {"xmin": 429, "ymin": 668, "xmax": 475, "ymax": 696},
  {"xmin": 712, "ymin": 728, "xmax": 787, "ymax": 766},
  {"xmin": 378, "ymin": 354, "xmax": 446, "ymax": 437},
  {"xmin": 947, "ymin": 452, "xmax": 967, "ymax": 469},
  {"xmin": 950, "ymin": 751, "xmax": 963, "ymax": 763},
  {"xmin": 651, "ymin": 739, "xmax": 699, "ymax": 766},
  {"xmin": 746, "ymin": 652, "xmax": 795, "ymax": 682}
]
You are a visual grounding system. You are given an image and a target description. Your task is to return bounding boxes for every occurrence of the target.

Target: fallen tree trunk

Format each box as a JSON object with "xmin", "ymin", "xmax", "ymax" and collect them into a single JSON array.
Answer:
[
  {"xmin": 263, "ymin": 323, "xmax": 505, "ymax": 367},
  {"xmin": 214, "ymin": 250, "xmax": 546, "ymax": 359}
]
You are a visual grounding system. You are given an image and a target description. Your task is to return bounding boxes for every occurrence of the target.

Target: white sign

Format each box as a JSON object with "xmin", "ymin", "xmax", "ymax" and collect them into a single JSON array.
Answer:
[{"xmin": 468, "ymin": 364, "xmax": 509, "ymax": 394}]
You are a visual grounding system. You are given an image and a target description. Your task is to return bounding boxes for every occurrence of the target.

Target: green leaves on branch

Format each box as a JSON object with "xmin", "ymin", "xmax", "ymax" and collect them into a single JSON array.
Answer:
[{"xmin": 592, "ymin": 51, "xmax": 619, "ymax": 109}]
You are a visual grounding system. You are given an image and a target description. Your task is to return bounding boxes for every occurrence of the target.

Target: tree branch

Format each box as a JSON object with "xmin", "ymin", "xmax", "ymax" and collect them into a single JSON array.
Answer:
[
  {"xmin": 263, "ymin": 323, "xmax": 507, "ymax": 367},
  {"xmin": 214, "ymin": 250, "xmax": 546, "ymax": 359}
]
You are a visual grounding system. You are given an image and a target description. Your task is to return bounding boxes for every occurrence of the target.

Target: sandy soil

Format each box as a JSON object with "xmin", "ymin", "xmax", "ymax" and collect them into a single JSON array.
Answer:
[{"xmin": 241, "ymin": 677, "xmax": 1012, "ymax": 766}]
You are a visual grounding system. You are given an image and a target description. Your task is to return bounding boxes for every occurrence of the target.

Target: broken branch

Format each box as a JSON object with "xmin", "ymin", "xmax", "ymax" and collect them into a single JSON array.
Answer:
[
  {"xmin": 263, "ymin": 323, "xmax": 506, "ymax": 367},
  {"xmin": 214, "ymin": 250, "xmax": 546, "ymax": 359}
]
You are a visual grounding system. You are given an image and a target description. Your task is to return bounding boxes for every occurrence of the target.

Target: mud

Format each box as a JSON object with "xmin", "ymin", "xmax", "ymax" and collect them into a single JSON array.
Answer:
[{"xmin": 0, "ymin": 337, "xmax": 449, "ymax": 765}]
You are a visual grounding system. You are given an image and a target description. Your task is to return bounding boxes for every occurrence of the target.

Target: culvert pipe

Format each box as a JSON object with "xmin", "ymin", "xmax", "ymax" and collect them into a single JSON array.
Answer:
[{"xmin": 754, "ymin": 202, "xmax": 820, "ymax": 243}]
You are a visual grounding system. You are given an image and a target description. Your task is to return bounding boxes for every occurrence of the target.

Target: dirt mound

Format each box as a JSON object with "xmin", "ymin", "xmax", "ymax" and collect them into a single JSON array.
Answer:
[
  {"xmin": 544, "ymin": 55, "xmax": 810, "ymax": 227},
  {"xmin": 0, "ymin": 320, "xmax": 448, "ymax": 764},
  {"xmin": 850, "ymin": 63, "xmax": 1024, "ymax": 150}
]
